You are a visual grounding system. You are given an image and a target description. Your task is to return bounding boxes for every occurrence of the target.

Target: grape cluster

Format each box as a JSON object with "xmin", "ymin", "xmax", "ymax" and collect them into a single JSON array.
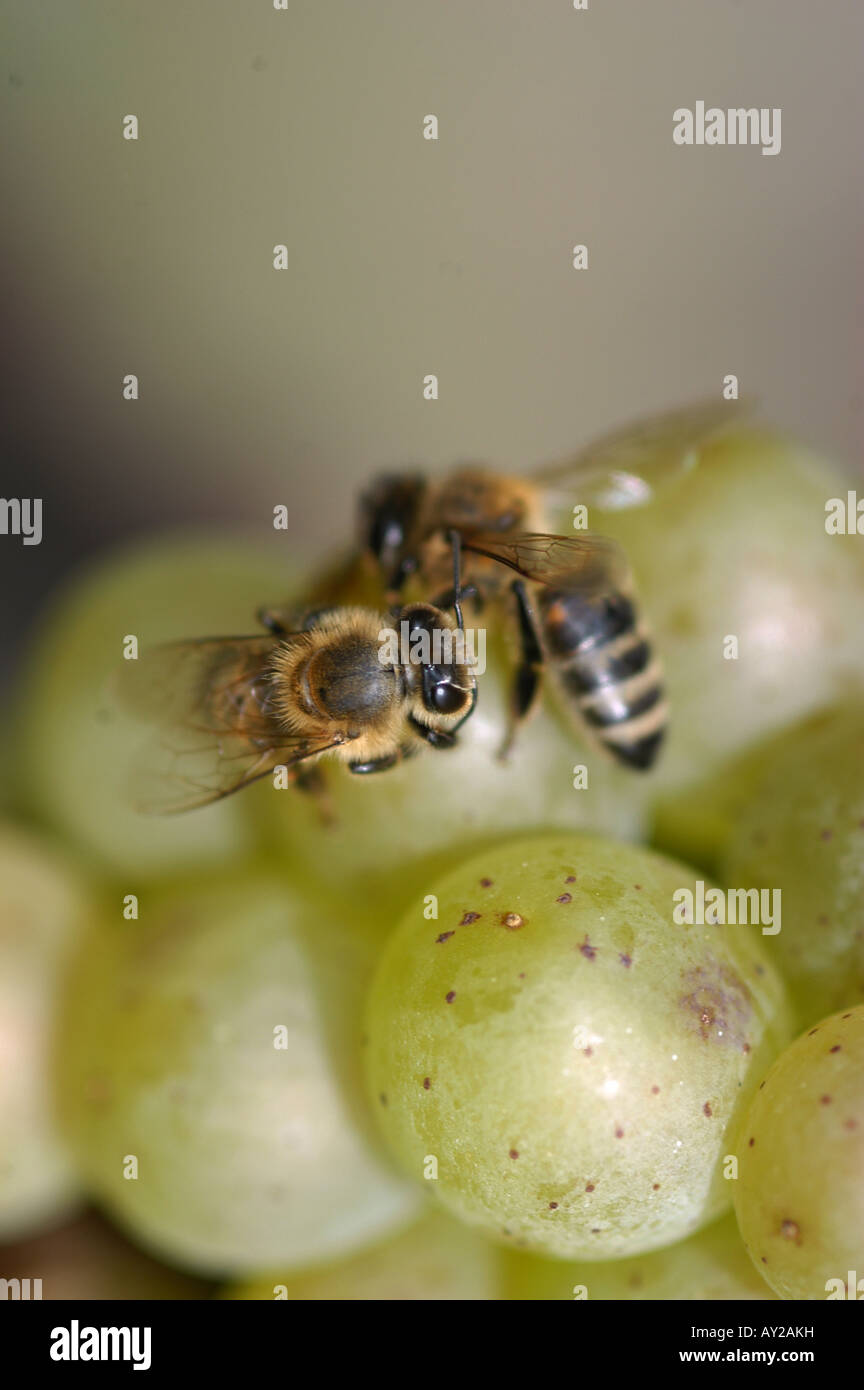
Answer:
[{"xmin": 2, "ymin": 431, "xmax": 864, "ymax": 1299}]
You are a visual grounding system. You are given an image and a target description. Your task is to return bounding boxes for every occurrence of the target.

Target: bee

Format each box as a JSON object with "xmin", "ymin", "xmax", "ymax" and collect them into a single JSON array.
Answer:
[
  {"xmin": 357, "ymin": 400, "xmax": 746, "ymax": 770},
  {"xmin": 120, "ymin": 600, "xmax": 476, "ymax": 813}
]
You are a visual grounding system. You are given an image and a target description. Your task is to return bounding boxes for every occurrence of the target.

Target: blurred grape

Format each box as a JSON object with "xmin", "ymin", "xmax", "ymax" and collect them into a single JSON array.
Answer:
[
  {"xmin": 13, "ymin": 534, "xmax": 302, "ymax": 879},
  {"xmin": 224, "ymin": 1207, "xmax": 500, "ymax": 1300},
  {"xmin": 593, "ymin": 430, "xmax": 864, "ymax": 802},
  {"xmin": 57, "ymin": 870, "xmax": 419, "ymax": 1275},
  {"xmin": 0, "ymin": 1209, "xmax": 211, "ymax": 1299},
  {"xmin": 503, "ymin": 1212, "xmax": 775, "ymax": 1300},
  {"xmin": 734, "ymin": 1005, "xmax": 864, "ymax": 1300},
  {"xmin": 364, "ymin": 832, "xmax": 792, "ymax": 1260},
  {"xmin": 722, "ymin": 706, "xmax": 864, "ymax": 1026},
  {"xmin": 0, "ymin": 826, "xmax": 91, "ymax": 1239}
]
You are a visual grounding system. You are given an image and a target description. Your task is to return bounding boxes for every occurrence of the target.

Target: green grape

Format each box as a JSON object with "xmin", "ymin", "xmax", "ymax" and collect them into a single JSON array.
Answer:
[
  {"xmin": 592, "ymin": 430, "xmax": 864, "ymax": 810},
  {"xmin": 503, "ymin": 1212, "xmax": 775, "ymax": 1300},
  {"xmin": 721, "ymin": 706, "xmax": 864, "ymax": 1026},
  {"xmin": 733, "ymin": 1005, "xmax": 864, "ymax": 1300},
  {"xmin": 249, "ymin": 628, "xmax": 649, "ymax": 920},
  {"xmin": 0, "ymin": 827, "xmax": 92, "ymax": 1239},
  {"xmin": 364, "ymin": 832, "xmax": 792, "ymax": 1261},
  {"xmin": 13, "ymin": 535, "xmax": 301, "ymax": 879},
  {"xmin": 224, "ymin": 1208, "xmax": 501, "ymax": 1300},
  {"xmin": 0, "ymin": 1211, "xmax": 211, "ymax": 1300},
  {"xmin": 57, "ymin": 870, "xmax": 420, "ymax": 1275}
]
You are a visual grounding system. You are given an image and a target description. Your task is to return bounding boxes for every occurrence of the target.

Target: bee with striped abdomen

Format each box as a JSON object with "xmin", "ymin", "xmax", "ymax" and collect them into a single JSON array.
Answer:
[{"xmin": 358, "ymin": 400, "xmax": 746, "ymax": 770}]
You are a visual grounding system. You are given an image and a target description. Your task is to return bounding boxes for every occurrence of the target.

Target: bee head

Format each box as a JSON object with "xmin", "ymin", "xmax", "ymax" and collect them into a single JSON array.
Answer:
[
  {"xmin": 359, "ymin": 473, "xmax": 427, "ymax": 590},
  {"xmin": 398, "ymin": 603, "xmax": 475, "ymax": 720}
]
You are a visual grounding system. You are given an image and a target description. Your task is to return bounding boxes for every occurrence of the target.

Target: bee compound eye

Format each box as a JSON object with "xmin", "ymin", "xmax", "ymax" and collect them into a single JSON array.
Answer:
[{"xmin": 432, "ymin": 680, "xmax": 465, "ymax": 715}]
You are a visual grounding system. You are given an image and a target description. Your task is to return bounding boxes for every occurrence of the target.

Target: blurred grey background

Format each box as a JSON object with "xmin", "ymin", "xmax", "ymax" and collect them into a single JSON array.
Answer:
[{"xmin": 1, "ymin": 0, "xmax": 862, "ymax": 688}]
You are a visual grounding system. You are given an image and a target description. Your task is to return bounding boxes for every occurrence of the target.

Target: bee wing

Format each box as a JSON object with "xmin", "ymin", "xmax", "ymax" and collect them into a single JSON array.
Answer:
[
  {"xmin": 116, "ymin": 636, "xmax": 350, "ymax": 814},
  {"xmin": 535, "ymin": 398, "xmax": 753, "ymax": 511},
  {"xmin": 461, "ymin": 531, "xmax": 628, "ymax": 593}
]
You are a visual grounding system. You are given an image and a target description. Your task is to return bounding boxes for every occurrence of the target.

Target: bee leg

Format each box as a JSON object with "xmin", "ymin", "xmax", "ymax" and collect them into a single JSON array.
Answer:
[
  {"xmin": 408, "ymin": 715, "xmax": 458, "ymax": 750},
  {"xmin": 499, "ymin": 580, "xmax": 544, "ymax": 761},
  {"xmin": 257, "ymin": 606, "xmax": 290, "ymax": 635},
  {"xmin": 292, "ymin": 764, "xmax": 337, "ymax": 826},
  {"xmin": 347, "ymin": 751, "xmax": 401, "ymax": 775},
  {"xmin": 257, "ymin": 604, "xmax": 338, "ymax": 635},
  {"xmin": 429, "ymin": 583, "xmax": 483, "ymax": 615}
]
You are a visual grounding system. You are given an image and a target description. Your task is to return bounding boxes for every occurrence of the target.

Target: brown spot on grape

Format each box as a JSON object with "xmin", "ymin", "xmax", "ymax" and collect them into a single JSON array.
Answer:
[
  {"xmin": 84, "ymin": 1074, "xmax": 113, "ymax": 1107},
  {"xmin": 634, "ymin": 884, "xmax": 642, "ymax": 890},
  {"xmin": 817, "ymin": 914, "xmax": 830, "ymax": 927},
  {"xmin": 436, "ymin": 931, "xmax": 454, "ymax": 944},
  {"xmin": 445, "ymin": 990, "xmax": 456, "ymax": 1004},
  {"xmin": 619, "ymin": 953, "xmax": 632, "ymax": 968},
  {"xmin": 678, "ymin": 960, "xmax": 753, "ymax": 1047},
  {"xmin": 549, "ymin": 1201, "xmax": 558, "ymax": 1210},
  {"xmin": 565, "ymin": 875, "xmax": 576, "ymax": 883},
  {"xmin": 844, "ymin": 1119, "xmax": 858, "ymax": 1131},
  {"xmin": 509, "ymin": 1149, "xmax": 519, "ymax": 1160},
  {"xmin": 423, "ymin": 1077, "xmax": 431, "ymax": 1090},
  {"xmin": 830, "ymin": 1044, "xmax": 842, "ymax": 1053},
  {"xmin": 579, "ymin": 936, "xmax": 596, "ymax": 960},
  {"xmin": 781, "ymin": 1219, "xmax": 801, "ymax": 1244},
  {"xmin": 480, "ymin": 878, "xmax": 493, "ymax": 888},
  {"xmin": 460, "ymin": 911, "xmax": 481, "ymax": 925},
  {"xmin": 629, "ymin": 1273, "xmax": 643, "ymax": 1288},
  {"xmin": 761, "ymin": 1256, "xmax": 768, "ymax": 1265},
  {"xmin": 820, "ymin": 1094, "xmax": 832, "ymax": 1105},
  {"xmin": 585, "ymin": 1182, "xmax": 595, "ymax": 1193},
  {"xmin": 583, "ymin": 1047, "xmax": 593, "ymax": 1057},
  {"xmin": 652, "ymin": 1183, "xmax": 660, "ymax": 1190},
  {"xmin": 808, "ymin": 1027, "xmax": 820, "ymax": 1035},
  {"xmin": 615, "ymin": 1126, "xmax": 624, "ymax": 1139},
  {"xmin": 651, "ymin": 1086, "xmax": 660, "ymax": 1095},
  {"xmin": 843, "ymin": 1013, "xmax": 852, "ymax": 1018},
  {"xmin": 591, "ymin": 1228, "xmax": 600, "ymax": 1234},
  {"xmin": 820, "ymin": 828, "xmax": 833, "ymax": 842},
  {"xmin": 749, "ymin": 1137, "xmax": 755, "ymax": 1147},
  {"xmin": 379, "ymin": 1093, "xmax": 388, "ymax": 1107},
  {"xmin": 556, "ymin": 893, "xmax": 572, "ymax": 905},
  {"xmin": 703, "ymin": 1102, "xmax": 712, "ymax": 1117},
  {"xmin": 742, "ymin": 1042, "xmax": 751, "ymax": 1053},
  {"xmin": 501, "ymin": 912, "xmax": 525, "ymax": 930}
]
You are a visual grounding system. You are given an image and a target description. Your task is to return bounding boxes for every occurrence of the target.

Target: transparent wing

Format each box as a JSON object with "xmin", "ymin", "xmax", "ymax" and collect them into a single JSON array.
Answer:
[
  {"xmin": 461, "ymin": 531, "xmax": 627, "ymax": 593},
  {"xmin": 116, "ymin": 636, "xmax": 348, "ymax": 814},
  {"xmin": 535, "ymin": 398, "xmax": 752, "ymax": 511}
]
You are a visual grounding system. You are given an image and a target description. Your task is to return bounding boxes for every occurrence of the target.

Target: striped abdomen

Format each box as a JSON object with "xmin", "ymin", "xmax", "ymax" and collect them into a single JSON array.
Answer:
[{"xmin": 538, "ymin": 587, "xmax": 667, "ymax": 770}]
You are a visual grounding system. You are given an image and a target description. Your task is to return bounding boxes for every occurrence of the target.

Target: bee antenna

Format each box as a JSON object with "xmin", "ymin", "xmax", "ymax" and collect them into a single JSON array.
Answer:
[{"xmin": 447, "ymin": 529, "xmax": 465, "ymax": 633}]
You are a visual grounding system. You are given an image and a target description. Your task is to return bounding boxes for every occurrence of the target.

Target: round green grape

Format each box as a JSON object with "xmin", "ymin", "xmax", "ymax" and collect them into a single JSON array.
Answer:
[
  {"xmin": 13, "ymin": 534, "xmax": 302, "ymax": 879},
  {"xmin": 364, "ymin": 832, "xmax": 792, "ymax": 1260},
  {"xmin": 0, "ymin": 826, "xmax": 92, "ymax": 1239},
  {"xmin": 733, "ymin": 1005, "xmax": 864, "ymax": 1300},
  {"xmin": 503, "ymin": 1212, "xmax": 775, "ymax": 1300},
  {"xmin": 57, "ymin": 870, "xmax": 419, "ymax": 1275},
  {"xmin": 722, "ymin": 706, "xmax": 864, "ymax": 1026},
  {"xmin": 224, "ymin": 1208, "xmax": 500, "ymax": 1300},
  {"xmin": 591, "ymin": 429, "xmax": 864, "ymax": 809}
]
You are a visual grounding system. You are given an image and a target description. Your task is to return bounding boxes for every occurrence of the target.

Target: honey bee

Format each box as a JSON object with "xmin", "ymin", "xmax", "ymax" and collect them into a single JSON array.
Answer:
[
  {"xmin": 121, "ymin": 601, "xmax": 475, "ymax": 813},
  {"xmin": 357, "ymin": 400, "xmax": 746, "ymax": 770}
]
